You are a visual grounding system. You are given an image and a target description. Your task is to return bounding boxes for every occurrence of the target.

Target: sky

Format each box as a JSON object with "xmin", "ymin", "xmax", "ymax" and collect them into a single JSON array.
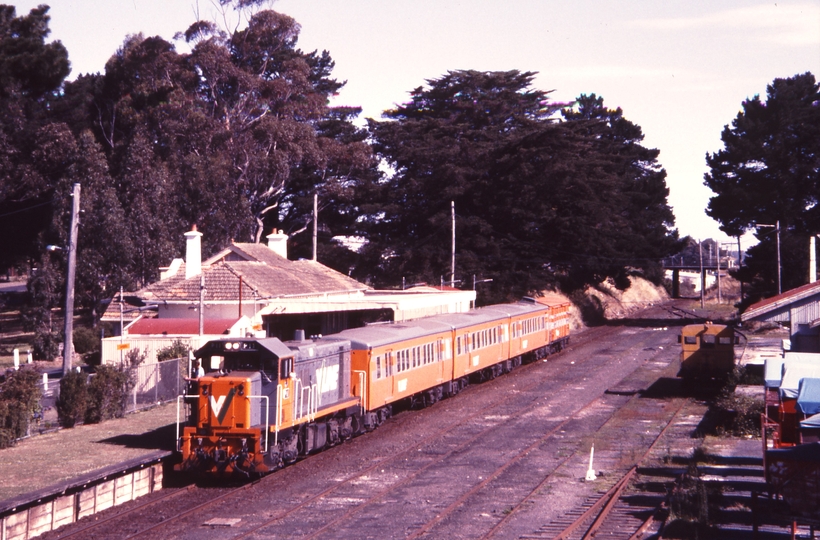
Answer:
[{"xmin": 11, "ymin": 0, "xmax": 820, "ymax": 249}]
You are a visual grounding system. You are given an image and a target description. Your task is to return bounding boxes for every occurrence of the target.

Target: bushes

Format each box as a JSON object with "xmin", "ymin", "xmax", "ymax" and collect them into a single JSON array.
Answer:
[
  {"xmin": 0, "ymin": 368, "xmax": 43, "ymax": 447},
  {"xmin": 56, "ymin": 363, "xmax": 138, "ymax": 428},
  {"xmin": 156, "ymin": 340, "xmax": 189, "ymax": 362},
  {"xmin": 665, "ymin": 453, "xmax": 724, "ymax": 538},
  {"xmin": 56, "ymin": 371, "xmax": 88, "ymax": 428},
  {"xmin": 73, "ymin": 326, "xmax": 100, "ymax": 355},
  {"xmin": 84, "ymin": 365, "xmax": 135, "ymax": 424}
]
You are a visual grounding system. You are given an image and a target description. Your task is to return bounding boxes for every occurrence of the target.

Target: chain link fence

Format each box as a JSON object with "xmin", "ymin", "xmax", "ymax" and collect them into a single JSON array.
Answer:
[
  {"xmin": 126, "ymin": 357, "xmax": 186, "ymax": 413},
  {"xmin": 33, "ymin": 358, "xmax": 186, "ymax": 432}
]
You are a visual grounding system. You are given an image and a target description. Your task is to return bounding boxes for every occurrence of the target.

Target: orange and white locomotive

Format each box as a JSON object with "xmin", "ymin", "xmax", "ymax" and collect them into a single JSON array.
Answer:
[{"xmin": 175, "ymin": 297, "xmax": 570, "ymax": 476}]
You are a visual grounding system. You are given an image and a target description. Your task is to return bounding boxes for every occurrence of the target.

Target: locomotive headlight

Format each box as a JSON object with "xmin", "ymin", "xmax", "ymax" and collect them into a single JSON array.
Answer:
[
  {"xmin": 201, "ymin": 384, "xmax": 209, "ymax": 396},
  {"xmin": 237, "ymin": 383, "xmax": 245, "ymax": 396}
]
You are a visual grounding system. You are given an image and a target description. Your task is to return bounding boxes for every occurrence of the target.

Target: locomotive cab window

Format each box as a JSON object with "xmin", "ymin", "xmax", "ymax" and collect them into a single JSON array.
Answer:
[
  {"xmin": 683, "ymin": 336, "xmax": 698, "ymax": 345},
  {"xmin": 701, "ymin": 334, "xmax": 716, "ymax": 348},
  {"xmin": 209, "ymin": 355, "xmax": 224, "ymax": 371},
  {"xmin": 279, "ymin": 357, "xmax": 293, "ymax": 379}
]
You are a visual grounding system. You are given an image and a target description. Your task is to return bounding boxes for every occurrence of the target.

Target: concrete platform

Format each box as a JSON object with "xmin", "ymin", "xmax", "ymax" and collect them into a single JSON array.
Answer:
[{"xmin": 0, "ymin": 402, "xmax": 177, "ymax": 508}]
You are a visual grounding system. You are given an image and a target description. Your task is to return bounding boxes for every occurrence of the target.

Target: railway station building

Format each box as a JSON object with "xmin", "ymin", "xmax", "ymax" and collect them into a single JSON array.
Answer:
[
  {"xmin": 100, "ymin": 227, "xmax": 475, "ymax": 364},
  {"xmin": 742, "ymin": 281, "xmax": 820, "ymax": 352}
]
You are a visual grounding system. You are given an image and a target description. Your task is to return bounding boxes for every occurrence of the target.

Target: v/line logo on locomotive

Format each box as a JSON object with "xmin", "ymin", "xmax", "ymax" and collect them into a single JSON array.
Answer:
[{"xmin": 175, "ymin": 296, "xmax": 571, "ymax": 477}]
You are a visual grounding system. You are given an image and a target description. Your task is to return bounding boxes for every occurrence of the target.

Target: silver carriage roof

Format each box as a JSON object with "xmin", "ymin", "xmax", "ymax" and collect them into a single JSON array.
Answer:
[{"xmin": 333, "ymin": 301, "xmax": 548, "ymax": 350}]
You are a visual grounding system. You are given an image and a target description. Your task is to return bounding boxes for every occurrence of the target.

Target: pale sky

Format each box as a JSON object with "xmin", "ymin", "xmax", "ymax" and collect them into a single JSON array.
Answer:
[{"xmin": 12, "ymin": 0, "xmax": 820, "ymax": 249}]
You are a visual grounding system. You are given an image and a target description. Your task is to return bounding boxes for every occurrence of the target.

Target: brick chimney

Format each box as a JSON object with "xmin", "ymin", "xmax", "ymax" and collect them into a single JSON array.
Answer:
[
  {"xmin": 266, "ymin": 229, "xmax": 288, "ymax": 259},
  {"xmin": 184, "ymin": 225, "xmax": 203, "ymax": 279}
]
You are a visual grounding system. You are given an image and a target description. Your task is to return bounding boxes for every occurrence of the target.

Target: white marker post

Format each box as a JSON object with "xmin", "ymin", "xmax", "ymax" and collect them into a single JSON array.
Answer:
[
  {"xmin": 13, "ymin": 349, "xmax": 19, "ymax": 370},
  {"xmin": 585, "ymin": 444, "xmax": 597, "ymax": 481},
  {"xmin": 43, "ymin": 372, "xmax": 48, "ymax": 392}
]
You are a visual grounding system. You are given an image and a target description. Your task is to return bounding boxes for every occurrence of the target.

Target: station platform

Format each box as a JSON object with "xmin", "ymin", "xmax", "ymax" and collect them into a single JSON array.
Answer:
[{"xmin": 0, "ymin": 402, "xmax": 176, "ymax": 511}]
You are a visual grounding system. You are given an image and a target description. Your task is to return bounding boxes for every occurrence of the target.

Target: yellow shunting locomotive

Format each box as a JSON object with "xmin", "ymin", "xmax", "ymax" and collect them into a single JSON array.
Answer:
[
  {"xmin": 175, "ymin": 297, "xmax": 571, "ymax": 477},
  {"xmin": 678, "ymin": 323, "xmax": 738, "ymax": 380}
]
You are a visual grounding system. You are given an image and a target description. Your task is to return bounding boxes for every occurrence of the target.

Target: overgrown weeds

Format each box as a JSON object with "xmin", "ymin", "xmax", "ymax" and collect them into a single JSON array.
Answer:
[
  {"xmin": 664, "ymin": 448, "xmax": 723, "ymax": 538},
  {"xmin": 699, "ymin": 366, "xmax": 764, "ymax": 437}
]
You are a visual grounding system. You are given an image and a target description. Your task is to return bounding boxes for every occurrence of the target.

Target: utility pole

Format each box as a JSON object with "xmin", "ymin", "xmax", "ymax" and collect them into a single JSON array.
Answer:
[
  {"xmin": 119, "ymin": 287, "xmax": 124, "ymax": 365},
  {"xmin": 313, "ymin": 193, "xmax": 318, "ymax": 262},
  {"xmin": 450, "ymin": 201, "xmax": 455, "ymax": 287},
  {"xmin": 698, "ymin": 239, "xmax": 704, "ymax": 309},
  {"xmin": 757, "ymin": 221, "xmax": 782, "ymax": 295},
  {"xmin": 199, "ymin": 273, "xmax": 205, "ymax": 337},
  {"xmin": 716, "ymin": 240, "xmax": 722, "ymax": 304},
  {"xmin": 62, "ymin": 183, "xmax": 80, "ymax": 376}
]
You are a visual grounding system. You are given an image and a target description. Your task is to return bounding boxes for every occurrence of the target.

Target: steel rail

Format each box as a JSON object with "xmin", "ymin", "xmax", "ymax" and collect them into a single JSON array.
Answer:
[
  {"xmin": 229, "ymin": 335, "xmax": 600, "ymax": 540},
  {"xmin": 77, "ymin": 323, "xmax": 618, "ymax": 539},
  {"xmin": 545, "ymin": 397, "xmax": 689, "ymax": 540}
]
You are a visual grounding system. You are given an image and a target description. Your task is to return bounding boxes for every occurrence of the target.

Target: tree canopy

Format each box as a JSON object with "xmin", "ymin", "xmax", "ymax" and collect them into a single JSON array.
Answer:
[
  {"xmin": 0, "ymin": 4, "xmax": 685, "ymax": 321},
  {"xmin": 0, "ymin": 4, "xmax": 374, "ymax": 302},
  {"xmin": 705, "ymin": 72, "xmax": 820, "ymax": 304},
  {"xmin": 0, "ymin": 5, "xmax": 70, "ymax": 269},
  {"xmin": 360, "ymin": 70, "xmax": 679, "ymax": 301}
]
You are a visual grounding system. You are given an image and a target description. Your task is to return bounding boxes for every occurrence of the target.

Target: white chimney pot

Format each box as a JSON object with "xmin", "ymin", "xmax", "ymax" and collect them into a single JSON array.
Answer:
[
  {"xmin": 266, "ymin": 229, "xmax": 289, "ymax": 259},
  {"xmin": 185, "ymin": 225, "xmax": 203, "ymax": 279}
]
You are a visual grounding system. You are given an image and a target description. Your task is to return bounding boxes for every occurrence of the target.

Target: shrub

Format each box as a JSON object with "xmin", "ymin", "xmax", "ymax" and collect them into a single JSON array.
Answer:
[
  {"xmin": 666, "ymin": 458, "xmax": 723, "ymax": 538},
  {"xmin": 73, "ymin": 326, "xmax": 100, "ymax": 355},
  {"xmin": 712, "ymin": 393, "xmax": 764, "ymax": 437},
  {"xmin": 0, "ymin": 367, "xmax": 43, "ymax": 447},
  {"xmin": 31, "ymin": 324, "xmax": 60, "ymax": 360},
  {"xmin": 56, "ymin": 371, "xmax": 88, "ymax": 428},
  {"xmin": 157, "ymin": 340, "xmax": 190, "ymax": 362},
  {"xmin": 125, "ymin": 347, "xmax": 147, "ymax": 367},
  {"xmin": 84, "ymin": 365, "xmax": 134, "ymax": 424}
]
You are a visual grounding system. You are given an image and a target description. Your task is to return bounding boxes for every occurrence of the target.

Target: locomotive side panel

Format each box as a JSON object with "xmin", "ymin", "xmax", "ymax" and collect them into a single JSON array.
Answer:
[{"xmin": 287, "ymin": 339, "xmax": 352, "ymax": 409}]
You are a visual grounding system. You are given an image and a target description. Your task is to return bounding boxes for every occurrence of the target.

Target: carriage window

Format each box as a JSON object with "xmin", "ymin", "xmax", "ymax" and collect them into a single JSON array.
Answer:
[
  {"xmin": 457, "ymin": 336, "xmax": 462, "ymax": 355},
  {"xmin": 375, "ymin": 356, "xmax": 382, "ymax": 379}
]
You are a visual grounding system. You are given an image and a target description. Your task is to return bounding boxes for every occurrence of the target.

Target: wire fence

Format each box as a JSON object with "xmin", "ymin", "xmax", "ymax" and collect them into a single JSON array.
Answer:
[
  {"xmin": 127, "ymin": 357, "xmax": 187, "ymax": 413},
  {"xmin": 33, "ymin": 357, "xmax": 186, "ymax": 432}
]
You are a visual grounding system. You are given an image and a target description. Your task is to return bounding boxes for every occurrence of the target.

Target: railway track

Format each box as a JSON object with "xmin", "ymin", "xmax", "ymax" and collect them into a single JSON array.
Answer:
[
  {"xmin": 521, "ymin": 396, "xmax": 691, "ymax": 540},
  {"xmin": 116, "ymin": 326, "xmax": 625, "ymax": 539},
  {"xmin": 47, "ymin": 306, "xmax": 696, "ymax": 539}
]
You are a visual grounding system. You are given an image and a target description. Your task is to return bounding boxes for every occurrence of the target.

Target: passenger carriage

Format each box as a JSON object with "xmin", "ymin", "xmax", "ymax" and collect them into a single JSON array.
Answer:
[{"xmin": 174, "ymin": 297, "xmax": 571, "ymax": 477}]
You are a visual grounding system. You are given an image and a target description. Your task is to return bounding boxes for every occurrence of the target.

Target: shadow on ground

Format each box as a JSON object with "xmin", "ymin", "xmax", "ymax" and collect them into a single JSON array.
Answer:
[{"xmin": 99, "ymin": 423, "xmax": 176, "ymax": 451}]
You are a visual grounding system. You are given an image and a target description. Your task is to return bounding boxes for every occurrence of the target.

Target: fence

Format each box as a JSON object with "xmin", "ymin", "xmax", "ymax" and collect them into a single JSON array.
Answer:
[
  {"xmin": 31, "ymin": 358, "xmax": 186, "ymax": 433},
  {"xmin": 127, "ymin": 357, "xmax": 186, "ymax": 413}
]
